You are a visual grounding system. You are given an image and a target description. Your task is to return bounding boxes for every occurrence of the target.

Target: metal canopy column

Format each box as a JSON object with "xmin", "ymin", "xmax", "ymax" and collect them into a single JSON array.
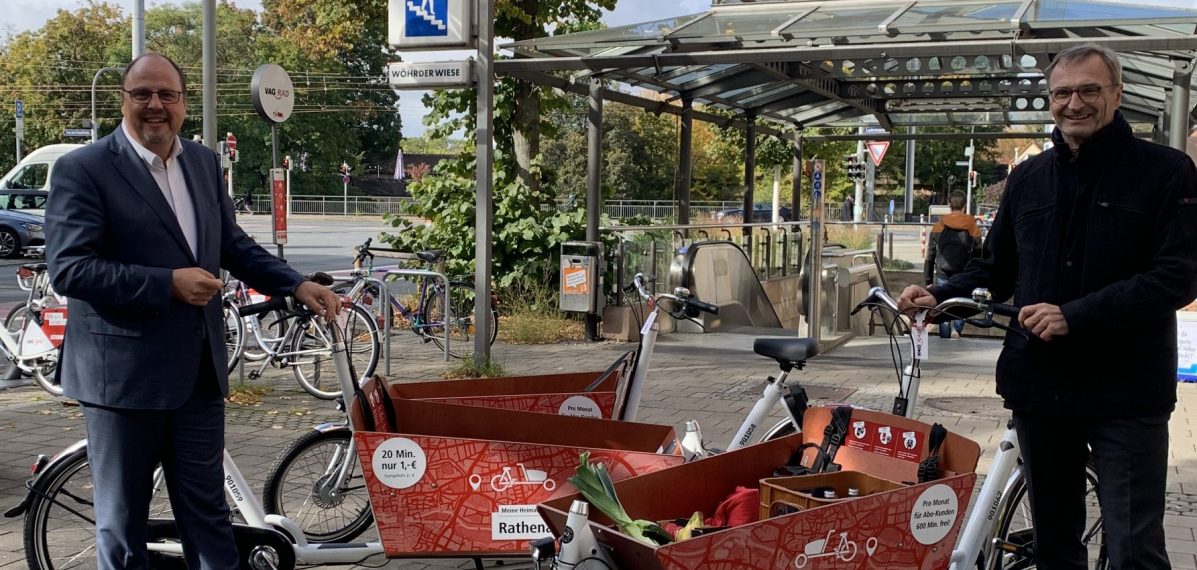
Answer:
[
  {"xmin": 791, "ymin": 130, "xmax": 803, "ymax": 222},
  {"xmin": 742, "ymin": 114, "xmax": 757, "ymax": 242},
  {"xmin": 905, "ymin": 126, "xmax": 916, "ymax": 221},
  {"xmin": 677, "ymin": 98, "xmax": 694, "ymax": 228},
  {"xmin": 1169, "ymin": 59, "xmax": 1193, "ymax": 151},
  {"xmin": 585, "ymin": 79, "xmax": 603, "ymax": 340},
  {"xmin": 474, "ymin": 0, "xmax": 495, "ymax": 359}
]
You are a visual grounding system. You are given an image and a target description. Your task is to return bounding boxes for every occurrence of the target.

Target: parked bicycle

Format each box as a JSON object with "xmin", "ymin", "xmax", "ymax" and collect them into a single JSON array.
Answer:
[
  {"xmin": 224, "ymin": 273, "xmax": 381, "ymax": 400},
  {"xmin": 331, "ymin": 237, "xmax": 498, "ymax": 359},
  {"xmin": 8, "ymin": 295, "xmax": 385, "ymax": 569},
  {"xmin": 233, "ymin": 193, "xmax": 254, "ymax": 215},
  {"xmin": 0, "ymin": 263, "xmax": 67, "ymax": 394}
]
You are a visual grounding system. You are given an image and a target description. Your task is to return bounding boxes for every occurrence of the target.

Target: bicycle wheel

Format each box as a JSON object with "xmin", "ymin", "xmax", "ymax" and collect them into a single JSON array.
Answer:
[
  {"xmin": 290, "ymin": 304, "xmax": 380, "ymax": 400},
  {"xmin": 223, "ymin": 301, "xmax": 245, "ymax": 373},
  {"xmin": 23, "ymin": 447, "xmax": 181, "ymax": 570},
  {"xmin": 3, "ymin": 304, "xmax": 35, "ymax": 382},
  {"xmin": 262, "ymin": 428, "xmax": 373, "ymax": 543},
  {"xmin": 421, "ymin": 283, "xmax": 498, "ymax": 358},
  {"xmin": 240, "ymin": 310, "xmax": 288, "ymax": 362},
  {"xmin": 987, "ymin": 463, "xmax": 1106, "ymax": 570}
]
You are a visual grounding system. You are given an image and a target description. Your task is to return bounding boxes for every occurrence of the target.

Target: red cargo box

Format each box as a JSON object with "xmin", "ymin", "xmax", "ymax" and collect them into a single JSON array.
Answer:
[
  {"xmin": 351, "ymin": 378, "xmax": 682, "ymax": 558},
  {"xmin": 387, "ymin": 351, "xmax": 634, "ymax": 419},
  {"xmin": 538, "ymin": 407, "xmax": 981, "ymax": 570}
]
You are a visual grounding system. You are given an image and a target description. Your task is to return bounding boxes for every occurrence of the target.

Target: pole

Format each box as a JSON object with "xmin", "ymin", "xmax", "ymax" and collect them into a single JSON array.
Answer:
[
  {"xmin": 584, "ymin": 79, "xmax": 603, "ymax": 341},
  {"xmin": 854, "ymin": 133, "xmax": 865, "ymax": 222},
  {"xmin": 201, "ymin": 0, "xmax": 217, "ymax": 150},
  {"xmin": 474, "ymin": 0, "xmax": 495, "ymax": 361},
  {"xmin": 1170, "ymin": 60, "xmax": 1193, "ymax": 151},
  {"xmin": 965, "ymin": 138, "xmax": 975, "ymax": 214},
  {"xmin": 677, "ymin": 98, "xmax": 693, "ymax": 228},
  {"xmin": 91, "ymin": 67, "xmax": 123, "ymax": 144},
  {"xmin": 904, "ymin": 126, "xmax": 915, "ymax": 221},
  {"xmin": 132, "ymin": 0, "xmax": 145, "ymax": 57},
  {"xmin": 272, "ymin": 124, "xmax": 283, "ymax": 259},
  {"xmin": 808, "ymin": 160, "xmax": 826, "ymax": 348}
]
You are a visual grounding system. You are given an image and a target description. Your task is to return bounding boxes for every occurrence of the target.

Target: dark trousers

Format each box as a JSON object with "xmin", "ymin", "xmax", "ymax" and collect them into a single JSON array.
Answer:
[
  {"xmin": 1014, "ymin": 411, "xmax": 1171, "ymax": 570},
  {"xmin": 82, "ymin": 351, "xmax": 237, "ymax": 570}
]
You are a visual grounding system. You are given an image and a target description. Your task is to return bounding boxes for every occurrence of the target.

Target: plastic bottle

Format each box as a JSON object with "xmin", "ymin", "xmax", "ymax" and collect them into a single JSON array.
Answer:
[
  {"xmin": 847, "ymin": 487, "xmax": 860, "ymax": 497},
  {"xmin": 680, "ymin": 420, "xmax": 708, "ymax": 461}
]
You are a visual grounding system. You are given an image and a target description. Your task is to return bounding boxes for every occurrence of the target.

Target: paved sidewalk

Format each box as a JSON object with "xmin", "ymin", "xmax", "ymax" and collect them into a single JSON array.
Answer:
[{"xmin": 2, "ymin": 332, "xmax": 1196, "ymax": 568}]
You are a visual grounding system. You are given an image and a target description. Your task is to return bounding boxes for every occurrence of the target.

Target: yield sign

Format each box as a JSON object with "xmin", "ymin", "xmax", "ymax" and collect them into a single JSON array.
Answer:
[{"xmin": 866, "ymin": 141, "xmax": 890, "ymax": 166}]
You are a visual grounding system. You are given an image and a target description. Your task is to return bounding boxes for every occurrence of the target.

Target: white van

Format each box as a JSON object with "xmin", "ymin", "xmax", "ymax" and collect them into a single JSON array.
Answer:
[{"xmin": 0, "ymin": 144, "xmax": 85, "ymax": 191}]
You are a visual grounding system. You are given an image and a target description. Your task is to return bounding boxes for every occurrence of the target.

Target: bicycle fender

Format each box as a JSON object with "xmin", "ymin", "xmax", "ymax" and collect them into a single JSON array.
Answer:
[
  {"xmin": 311, "ymin": 421, "xmax": 351, "ymax": 434},
  {"xmin": 4, "ymin": 438, "xmax": 86, "ymax": 518}
]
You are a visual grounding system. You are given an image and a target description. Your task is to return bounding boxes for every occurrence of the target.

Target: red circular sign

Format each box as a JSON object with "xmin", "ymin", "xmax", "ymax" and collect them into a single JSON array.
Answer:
[{"xmin": 226, "ymin": 133, "xmax": 238, "ymax": 151}]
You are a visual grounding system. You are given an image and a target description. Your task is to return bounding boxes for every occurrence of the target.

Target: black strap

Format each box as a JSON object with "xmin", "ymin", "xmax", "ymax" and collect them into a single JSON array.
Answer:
[
  {"xmin": 774, "ymin": 442, "xmax": 829, "ymax": 477},
  {"xmin": 583, "ymin": 350, "xmax": 634, "ymax": 393},
  {"xmin": 918, "ymin": 423, "xmax": 949, "ymax": 483},
  {"xmin": 810, "ymin": 406, "xmax": 853, "ymax": 473},
  {"xmin": 783, "ymin": 386, "xmax": 810, "ymax": 429}
]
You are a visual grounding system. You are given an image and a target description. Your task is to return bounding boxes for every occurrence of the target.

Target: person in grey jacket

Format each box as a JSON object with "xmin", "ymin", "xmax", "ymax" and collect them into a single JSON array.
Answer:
[{"xmin": 900, "ymin": 44, "xmax": 1197, "ymax": 568}]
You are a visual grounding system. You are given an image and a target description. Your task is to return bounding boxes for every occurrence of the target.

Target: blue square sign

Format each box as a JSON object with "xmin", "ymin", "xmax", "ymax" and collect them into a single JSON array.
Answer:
[{"xmin": 405, "ymin": 0, "xmax": 449, "ymax": 37}]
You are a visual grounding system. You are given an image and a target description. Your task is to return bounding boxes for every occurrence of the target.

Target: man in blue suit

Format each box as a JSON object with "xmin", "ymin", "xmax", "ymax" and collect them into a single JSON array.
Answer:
[{"xmin": 45, "ymin": 52, "xmax": 342, "ymax": 569}]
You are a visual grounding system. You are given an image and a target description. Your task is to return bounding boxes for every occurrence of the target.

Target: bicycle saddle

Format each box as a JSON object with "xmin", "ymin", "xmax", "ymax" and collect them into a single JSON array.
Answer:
[
  {"xmin": 306, "ymin": 271, "xmax": 335, "ymax": 286},
  {"xmin": 20, "ymin": 263, "xmax": 47, "ymax": 272},
  {"xmin": 416, "ymin": 250, "xmax": 445, "ymax": 263},
  {"xmin": 753, "ymin": 337, "xmax": 818, "ymax": 366}
]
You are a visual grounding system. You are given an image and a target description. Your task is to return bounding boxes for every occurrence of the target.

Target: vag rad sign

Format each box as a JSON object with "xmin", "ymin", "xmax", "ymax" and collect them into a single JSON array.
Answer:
[{"xmin": 251, "ymin": 64, "xmax": 294, "ymax": 123}]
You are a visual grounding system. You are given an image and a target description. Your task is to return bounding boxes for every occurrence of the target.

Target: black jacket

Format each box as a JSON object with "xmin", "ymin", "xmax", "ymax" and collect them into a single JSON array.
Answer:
[{"xmin": 934, "ymin": 112, "xmax": 1197, "ymax": 417}]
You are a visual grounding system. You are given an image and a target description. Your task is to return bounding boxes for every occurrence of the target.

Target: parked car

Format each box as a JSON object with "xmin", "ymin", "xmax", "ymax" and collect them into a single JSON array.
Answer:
[
  {"xmin": 0, "ymin": 209, "xmax": 44, "ymax": 258},
  {"xmin": 0, "ymin": 189, "xmax": 49, "ymax": 216},
  {"xmin": 715, "ymin": 204, "xmax": 792, "ymax": 223}
]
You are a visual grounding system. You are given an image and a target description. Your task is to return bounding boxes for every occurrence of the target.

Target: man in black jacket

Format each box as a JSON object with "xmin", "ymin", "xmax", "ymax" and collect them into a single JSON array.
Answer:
[{"xmin": 900, "ymin": 43, "xmax": 1197, "ymax": 568}]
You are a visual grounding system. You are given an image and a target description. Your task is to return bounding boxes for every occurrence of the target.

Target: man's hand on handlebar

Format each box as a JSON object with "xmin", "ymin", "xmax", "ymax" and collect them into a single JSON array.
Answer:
[
  {"xmin": 897, "ymin": 285, "xmax": 937, "ymax": 313},
  {"xmin": 294, "ymin": 281, "xmax": 343, "ymax": 319},
  {"xmin": 1019, "ymin": 303, "xmax": 1069, "ymax": 341}
]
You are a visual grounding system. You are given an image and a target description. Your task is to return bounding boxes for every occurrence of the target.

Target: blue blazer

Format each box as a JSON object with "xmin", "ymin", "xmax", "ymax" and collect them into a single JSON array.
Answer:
[{"xmin": 45, "ymin": 127, "xmax": 303, "ymax": 409}]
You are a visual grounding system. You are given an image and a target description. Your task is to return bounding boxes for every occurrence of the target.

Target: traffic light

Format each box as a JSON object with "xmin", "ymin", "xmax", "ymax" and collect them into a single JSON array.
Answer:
[
  {"xmin": 283, "ymin": 155, "xmax": 291, "ymax": 170},
  {"xmin": 843, "ymin": 155, "xmax": 865, "ymax": 181},
  {"xmin": 339, "ymin": 162, "xmax": 350, "ymax": 175}
]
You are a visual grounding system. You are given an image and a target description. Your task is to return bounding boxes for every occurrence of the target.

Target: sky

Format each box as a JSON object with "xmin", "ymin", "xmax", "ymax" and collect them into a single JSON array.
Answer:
[{"xmin": 5, "ymin": 0, "xmax": 709, "ymax": 136}]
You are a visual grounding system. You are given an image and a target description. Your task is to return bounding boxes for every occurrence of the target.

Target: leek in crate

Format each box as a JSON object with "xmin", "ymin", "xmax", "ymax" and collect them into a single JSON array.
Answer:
[{"xmin": 569, "ymin": 452, "xmax": 673, "ymax": 546}]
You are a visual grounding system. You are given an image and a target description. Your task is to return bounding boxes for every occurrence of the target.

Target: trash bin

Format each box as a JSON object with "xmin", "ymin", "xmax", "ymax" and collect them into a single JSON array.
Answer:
[{"xmin": 560, "ymin": 241, "xmax": 603, "ymax": 314}]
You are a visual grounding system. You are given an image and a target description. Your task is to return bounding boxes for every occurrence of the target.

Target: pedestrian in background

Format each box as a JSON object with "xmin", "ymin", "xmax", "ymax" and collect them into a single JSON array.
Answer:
[
  {"xmin": 840, "ymin": 194, "xmax": 854, "ymax": 221},
  {"xmin": 899, "ymin": 43, "xmax": 1197, "ymax": 569},
  {"xmin": 923, "ymin": 191, "xmax": 982, "ymax": 338},
  {"xmin": 45, "ymin": 52, "xmax": 341, "ymax": 569}
]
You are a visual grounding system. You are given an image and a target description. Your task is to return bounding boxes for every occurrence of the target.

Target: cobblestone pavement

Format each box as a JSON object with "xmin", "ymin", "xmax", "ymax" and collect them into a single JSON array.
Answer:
[{"xmin": 2, "ymin": 332, "xmax": 1197, "ymax": 568}]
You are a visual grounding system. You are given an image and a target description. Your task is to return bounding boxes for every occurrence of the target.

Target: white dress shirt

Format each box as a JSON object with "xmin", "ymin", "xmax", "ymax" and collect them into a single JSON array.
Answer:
[{"xmin": 121, "ymin": 122, "xmax": 199, "ymax": 258}]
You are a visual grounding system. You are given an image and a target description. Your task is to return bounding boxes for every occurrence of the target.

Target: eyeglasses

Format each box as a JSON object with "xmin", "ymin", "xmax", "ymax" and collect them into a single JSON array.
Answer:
[
  {"xmin": 1048, "ymin": 84, "xmax": 1115, "ymax": 105},
  {"xmin": 121, "ymin": 89, "xmax": 184, "ymax": 105}
]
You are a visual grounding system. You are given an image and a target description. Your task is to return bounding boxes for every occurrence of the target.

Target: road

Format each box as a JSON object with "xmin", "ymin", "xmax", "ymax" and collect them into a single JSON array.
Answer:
[{"xmin": 0, "ymin": 214, "xmax": 397, "ymax": 309}]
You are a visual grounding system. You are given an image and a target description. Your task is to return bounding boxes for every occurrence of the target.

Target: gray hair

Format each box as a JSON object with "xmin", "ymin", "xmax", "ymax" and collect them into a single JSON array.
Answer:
[{"xmin": 1044, "ymin": 43, "xmax": 1123, "ymax": 87}]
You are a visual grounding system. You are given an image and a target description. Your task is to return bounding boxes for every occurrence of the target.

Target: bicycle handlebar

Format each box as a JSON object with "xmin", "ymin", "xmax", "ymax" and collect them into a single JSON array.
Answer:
[
  {"xmin": 852, "ymin": 286, "xmax": 1026, "ymax": 338},
  {"xmin": 238, "ymin": 296, "xmax": 293, "ymax": 318},
  {"xmin": 626, "ymin": 272, "xmax": 719, "ymax": 316}
]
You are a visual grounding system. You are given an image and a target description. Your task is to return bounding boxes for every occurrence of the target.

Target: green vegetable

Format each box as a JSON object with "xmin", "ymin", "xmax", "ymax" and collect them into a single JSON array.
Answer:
[{"xmin": 569, "ymin": 452, "xmax": 672, "ymax": 546}]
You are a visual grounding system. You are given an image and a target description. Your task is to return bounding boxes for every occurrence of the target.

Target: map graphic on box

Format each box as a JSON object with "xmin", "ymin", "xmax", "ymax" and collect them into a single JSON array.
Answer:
[{"xmin": 405, "ymin": 0, "xmax": 448, "ymax": 37}]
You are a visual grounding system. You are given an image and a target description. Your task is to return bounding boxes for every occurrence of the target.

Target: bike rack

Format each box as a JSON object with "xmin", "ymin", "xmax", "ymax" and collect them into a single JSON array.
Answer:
[{"xmin": 380, "ymin": 268, "xmax": 452, "ymax": 369}]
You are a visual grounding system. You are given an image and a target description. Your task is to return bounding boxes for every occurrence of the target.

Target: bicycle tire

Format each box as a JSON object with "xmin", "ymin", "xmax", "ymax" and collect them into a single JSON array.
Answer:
[
  {"xmin": 23, "ymin": 447, "xmax": 181, "ymax": 569},
  {"xmin": 262, "ymin": 428, "xmax": 374, "ymax": 543},
  {"xmin": 290, "ymin": 304, "xmax": 380, "ymax": 400},
  {"xmin": 223, "ymin": 301, "xmax": 245, "ymax": 373},
  {"xmin": 987, "ymin": 463, "xmax": 1106, "ymax": 570},
  {"xmin": 421, "ymin": 282, "xmax": 498, "ymax": 358}
]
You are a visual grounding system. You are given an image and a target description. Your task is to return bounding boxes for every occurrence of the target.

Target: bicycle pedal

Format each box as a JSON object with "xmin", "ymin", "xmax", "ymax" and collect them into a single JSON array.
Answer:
[
  {"xmin": 248, "ymin": 371, "xmax": 262, "ymax": 380},
  {"xmin": 421, "ymin": 337, "xmax": 432, "ymax": 344},
  {"xmin": 991, "ymin": 538, "xmax": 1032, "ymax": 557}
]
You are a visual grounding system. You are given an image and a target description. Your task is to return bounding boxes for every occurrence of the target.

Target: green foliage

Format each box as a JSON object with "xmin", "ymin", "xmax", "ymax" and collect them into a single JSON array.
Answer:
[
  {"xmin": 380, "ymin": 156, "xmax": 613, "ymax": 290},
  {"xmin": 497, "ymin": 282, "xmax": 584, "ymax": 344},
  {"xmin": 883, "ymin": 258, "xmax": 915, "ymax": 271},
  {"xmin": 0, "ymin": 0, "xmax": 400, "ymax": 194},
  {"xmin": 442, "ymin": 354, "xmax": 507, "ymax": 379}
]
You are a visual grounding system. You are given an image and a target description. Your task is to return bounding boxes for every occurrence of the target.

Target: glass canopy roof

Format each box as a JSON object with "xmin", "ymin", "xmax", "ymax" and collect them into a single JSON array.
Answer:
[{"xmin": 500, "ymin": 0, "xmax": 1197, "ymax": 133}]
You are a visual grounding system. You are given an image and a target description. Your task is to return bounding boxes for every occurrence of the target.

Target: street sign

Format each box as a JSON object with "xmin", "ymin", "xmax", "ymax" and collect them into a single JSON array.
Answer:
[
  {"xmin": 955, "ymin": 161, "xmax": 970, "ymax": 167},
  {"xmin": 387, "ymin": 61, "xmax": 473, "ymax": 89},
  {"xmin": 226, "ymin": 133, "xmax": 237, "ymax": 151},
  {"xmin": 64, "ymin": 129, "xmax": 91, "ymax": 138},
  {"xmin": 388, "ymin": 0, "xmax": 473, "ymax": 49},
  {"xmin": 271, "ymin": 168, "xmax": 288, "ymax": 245},
  {"xmin": 15, "ymin": 100, "xmax": 24, "ymax": 139},
  {"xmin": 250, "ymin": 64, "xmax": 294, "ymax": 124},
  {"xmin": 866, "ymin": 141, "xmax": 890, "ymax": 166}
]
